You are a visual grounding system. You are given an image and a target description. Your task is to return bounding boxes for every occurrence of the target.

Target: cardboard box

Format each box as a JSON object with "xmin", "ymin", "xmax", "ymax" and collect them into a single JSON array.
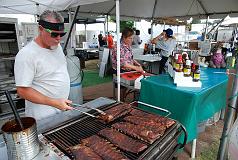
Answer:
[{"xmin": 189, "ymin": 41, "xmax": 199, "ymax": 50}]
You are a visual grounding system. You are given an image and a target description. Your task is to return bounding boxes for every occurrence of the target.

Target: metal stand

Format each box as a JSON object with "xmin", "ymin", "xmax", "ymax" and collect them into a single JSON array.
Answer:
[
  {"xmin": 218, "ymin": 64, "xmax": 238, "ymax": 159},
  {"xmin": 191, "ymin": 139, "xmax": 197, "ymax": 159}
]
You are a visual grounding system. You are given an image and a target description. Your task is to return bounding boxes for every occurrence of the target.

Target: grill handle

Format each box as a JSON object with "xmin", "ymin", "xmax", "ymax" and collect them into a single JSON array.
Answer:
[
  {"xmin": 131, "ymin": 101, "xmax": 171, "ymax": 117},
  {"xmin": 179, "ymin": 124, "xmax": 188, "ymax": 148}
]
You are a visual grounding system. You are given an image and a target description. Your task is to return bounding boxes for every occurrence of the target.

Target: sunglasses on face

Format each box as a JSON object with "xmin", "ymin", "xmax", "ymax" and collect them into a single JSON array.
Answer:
[{"xmin": 44, "ymin": 28, "xmax": 67, "ymax": 38}]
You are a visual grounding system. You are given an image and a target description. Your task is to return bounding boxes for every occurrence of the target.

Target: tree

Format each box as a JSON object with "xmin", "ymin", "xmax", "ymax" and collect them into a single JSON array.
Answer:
[
  {"xmin": 120, "ymin": 21, "xmax": 134, "ymax": 31},
  {"xmin": 110, "ymin": 16, "xmax": 134, "ymax": 31}
]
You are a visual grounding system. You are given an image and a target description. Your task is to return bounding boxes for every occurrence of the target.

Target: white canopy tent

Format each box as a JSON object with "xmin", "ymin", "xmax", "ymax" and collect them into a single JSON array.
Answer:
[
  {"xmin": 1, "ymin": 0, "xmax": 238, "ymax": 20},
  {"xmin": 68, "ymin": 0, "xmax": 238, "ymax": 20},
  {"xmin": 0, "ymin": 0, "xmax": 110, "ymax": 15}
]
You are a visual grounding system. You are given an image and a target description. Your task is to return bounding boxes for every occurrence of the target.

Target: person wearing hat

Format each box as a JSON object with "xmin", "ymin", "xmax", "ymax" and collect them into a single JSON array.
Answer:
[
  {"xmin": 14, "ymin": 10, "xmax": 73, "ymax": 122},
  {"xmin": 151, "ymin": 28, "xmax": 176, "ymax": 74}
]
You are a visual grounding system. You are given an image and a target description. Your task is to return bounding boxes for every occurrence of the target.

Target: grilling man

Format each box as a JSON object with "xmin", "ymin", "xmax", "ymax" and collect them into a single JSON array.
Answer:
[{"xmin": 14, "ymin": 10, "xmax": 73, "ymax": 122}]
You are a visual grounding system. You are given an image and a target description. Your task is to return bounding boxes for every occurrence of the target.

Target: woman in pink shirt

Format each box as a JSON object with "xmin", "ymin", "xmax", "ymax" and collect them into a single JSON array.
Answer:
[{"xmin": 111, "ymin": 27, "xmax": 144, "ymax": 73}]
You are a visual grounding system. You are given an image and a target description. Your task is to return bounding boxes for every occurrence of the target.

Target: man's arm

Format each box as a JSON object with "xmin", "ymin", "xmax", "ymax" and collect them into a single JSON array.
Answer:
[
  {"xmin": 151, "ymin": 31, "xmax": 165, "ymax": 44},
  {"xmin": 17, "ymin": 87, "xmax": 73, "ymax": 111}
]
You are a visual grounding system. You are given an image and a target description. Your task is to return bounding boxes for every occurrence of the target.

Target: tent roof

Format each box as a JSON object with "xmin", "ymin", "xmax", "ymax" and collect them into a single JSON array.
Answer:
[
  {"xmin": 0, "ymin": 0, "xmax": 237, "ymax": 20},
  {"xmin": 0, "ymin": 0, "xmax": 110, "ymax": 15},
  {"xmin": 75, "ymin": 0, "xmax": 238, "ymax": 20}
]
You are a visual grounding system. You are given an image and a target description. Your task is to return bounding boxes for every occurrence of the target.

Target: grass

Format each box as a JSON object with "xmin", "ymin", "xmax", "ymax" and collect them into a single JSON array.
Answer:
[
  {"xmin": 82, "ymin": 70, "xmax": 112, "ymax": 87},
  {"xmin": 197, "ymin": 140, "xmax": 220, "ymax": 160}
]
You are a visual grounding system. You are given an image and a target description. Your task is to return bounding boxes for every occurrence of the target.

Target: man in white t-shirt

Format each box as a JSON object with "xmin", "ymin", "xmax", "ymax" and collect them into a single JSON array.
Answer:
[
  {"xmin": 151, "ymin": 28, "xmax": 176, "ymax": 74},
  {"xmin": 14, "ymin": 10, "xmax": 73, "ymax": 122},
  {"xmin": 132, "ymin": 30, "xmax": 142, "ymax": 48}
]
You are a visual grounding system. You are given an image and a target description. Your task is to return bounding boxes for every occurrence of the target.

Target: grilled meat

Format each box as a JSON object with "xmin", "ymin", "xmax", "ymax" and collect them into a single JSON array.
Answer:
[
  {"xmin": 124, "ymin": 115, "xmax": 162, "ymax": 126},
  {"xmin": 70, "ymin": 144, "xmax": 103, "ymax": 160},
  {"xmin": 124, "ymin": 115, "xmax": 166, "ymax": 133},
  {"xmin": 81, "ymin": 135, "xmax": 128, "ymax": 160},
  {"xmin": 112, "ymin": 122, "xmax": 163, "ymax": 143},
  {"xmin": 130, "ymin": 109, "xmax": 175, "ymax": 128},
  {"xmin": 99, "ymin": 128, "xmax": 147, "ymax": 153},
  {"xmin": 101, "ymin": 103, "xmax": 132, "ymax": 123},
  {"xmin": 98, "ymin": 114, "xmax": 114, "ymax": 123}
]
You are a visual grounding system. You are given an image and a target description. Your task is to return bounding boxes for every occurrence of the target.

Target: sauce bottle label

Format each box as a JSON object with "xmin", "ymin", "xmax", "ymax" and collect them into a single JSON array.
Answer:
[{"xmin": 194, "ymin": 73, "xmax": 200, "ymax": 80}]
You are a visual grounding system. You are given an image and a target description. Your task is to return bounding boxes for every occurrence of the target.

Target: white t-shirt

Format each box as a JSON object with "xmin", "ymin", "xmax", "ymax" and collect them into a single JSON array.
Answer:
[
  {"xmin": 14, "ymin": 41, "xmax": 70, "ymax": 121},
  {"xmin": 132, "ymin": 35, "xmax": 141, "ymax": 48},
  {"xmin": 156, "ymin": 38, "xmax": 176, "ymax": 57}
]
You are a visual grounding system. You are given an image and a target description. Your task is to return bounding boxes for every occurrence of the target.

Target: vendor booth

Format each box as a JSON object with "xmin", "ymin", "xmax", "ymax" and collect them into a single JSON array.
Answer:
[{"xmin": 0, "ymin": 0, "xmax": 237, "ymax": 160}]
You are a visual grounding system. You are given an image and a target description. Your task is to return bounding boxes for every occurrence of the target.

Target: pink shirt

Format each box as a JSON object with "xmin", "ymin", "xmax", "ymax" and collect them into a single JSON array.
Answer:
[{"xmin": 111, "ymin": 42, "xmax": 133, "ymax": 70}]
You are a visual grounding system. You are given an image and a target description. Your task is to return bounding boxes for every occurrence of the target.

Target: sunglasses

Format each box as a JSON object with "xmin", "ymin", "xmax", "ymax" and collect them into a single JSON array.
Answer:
[{"xmin": 44, "ymin": 28, "xmax": 67, "ymax": 38}]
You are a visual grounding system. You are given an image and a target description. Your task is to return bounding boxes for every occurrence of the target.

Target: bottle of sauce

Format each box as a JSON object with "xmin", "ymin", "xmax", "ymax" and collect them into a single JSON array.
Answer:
[
  {"xmin": 173, "ymin": 53, "xmax": 179, "ymax": 70},
  {"xmin": 182, "ymin": 52, "xmax": 188, "ymax": 69},
  {"xmin": 175, "ymin": 54, "xmax": 183, "ymax": 72},
  {"xmin": 184, "ymin": 60, "xmax": 191, "ymax": 77},
  {"xmin": 193, "ymin": 65, "xmax": 200, "ymax": 82},
  {"xmin": 191, "ymin": 61, "xmax": 195, "ymax": 77}
]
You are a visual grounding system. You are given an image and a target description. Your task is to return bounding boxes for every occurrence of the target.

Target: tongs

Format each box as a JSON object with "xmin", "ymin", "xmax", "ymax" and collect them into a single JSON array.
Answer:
[
  {"xmin": 70, "ymin": 103, "xmax": 114, "ymax": 122},
  {"xmin": 71, "ymin": 106, "xmax": 113, "ymax": 122},
  {"xmin": 71, "ymin": 103, "xmax": 107, "ymax": 115}
]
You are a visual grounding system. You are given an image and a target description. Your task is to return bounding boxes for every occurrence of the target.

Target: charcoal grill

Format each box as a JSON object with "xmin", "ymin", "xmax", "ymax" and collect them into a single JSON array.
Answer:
[{"xmin": 43, "ymin": 102, "xmax": 187, "ymax": 160}]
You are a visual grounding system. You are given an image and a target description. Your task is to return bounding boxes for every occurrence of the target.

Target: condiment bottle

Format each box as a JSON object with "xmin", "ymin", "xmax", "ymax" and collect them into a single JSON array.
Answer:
[
  {"xmin": 173, "ymin": 53, "xmax": 179, "ymax": 70},
  {"xmin": 175, "ymin": 54, "xmax": 183, "ymax": 72},
  {"xmin": 184, "ymin": 60, "xmax": 191, "ymax": 77},
  {"xmin": 193, "ymin": 65, "xmax": 200, "ymax": 82},
  {"xmin": 191, "ymin": 61, "xmax": 195, "ymax": 77}
]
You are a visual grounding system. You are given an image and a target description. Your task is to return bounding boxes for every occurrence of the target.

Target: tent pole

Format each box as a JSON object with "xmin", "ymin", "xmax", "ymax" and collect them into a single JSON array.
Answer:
[
  {"xmin": 217, "ymin": 63, "xmax": 238, "ymax": 160},
  {"xmin": 204, "ymin": 15, "xmax": 209, "ymax": 40},
  {"xmin": 150, "ymin": 22, "xmax": 154, "ymax": 40},
  {"xmin": 68, "ymin": 9, "xmax": 75, "ymax": 48},
  {"xmin": 115, "ymin": 0, "xmax": 120, "ymax": 102},
  {"xmin": 104, "ymin": 15, "xmax": 106, "ymax": 36},
  {"xmin": 106, "ymin": 14, "xmax": 109, "ymax": 46},
  {"xmin": 63, "ymin": 6, "xmax": 80, "ymax": 53},
  {"xmin": 107, "ymin": 14, "xmax": 109, "ymax": 35},
  {"xmin": 84, "ymin": 24, "xmax": 87, "ymax": 42},
  {"xmin": 150, "ymin": 0, "xmax": 158, "ymax": 39}
]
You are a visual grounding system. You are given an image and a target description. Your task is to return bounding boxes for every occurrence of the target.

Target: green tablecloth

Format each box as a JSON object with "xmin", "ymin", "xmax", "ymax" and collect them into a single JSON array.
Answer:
[{"xmin": 139, "ymin": 67, "xmax": 228, "ymax": 142}]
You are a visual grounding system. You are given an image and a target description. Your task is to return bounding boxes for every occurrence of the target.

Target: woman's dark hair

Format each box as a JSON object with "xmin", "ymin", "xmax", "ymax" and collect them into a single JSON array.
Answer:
[{"xmin": 121, "ymin": 27, "xmax": 134, "ymax": 39}]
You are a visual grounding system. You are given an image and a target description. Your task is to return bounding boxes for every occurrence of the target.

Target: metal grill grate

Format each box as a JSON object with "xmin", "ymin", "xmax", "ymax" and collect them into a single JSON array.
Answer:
[{"xmin": 43, "ymin": 104, "xmax": 185, "ymax": 160}]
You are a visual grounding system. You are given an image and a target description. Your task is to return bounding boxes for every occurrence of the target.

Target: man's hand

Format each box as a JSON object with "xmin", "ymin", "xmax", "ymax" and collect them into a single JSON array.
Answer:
[
  {"xmin": 151, "ymin": 31, "xmax": 166, "ymax": 43},
  {"xmin": 54, "ymin": 99, "xmax": 73, "ymax": 111}
]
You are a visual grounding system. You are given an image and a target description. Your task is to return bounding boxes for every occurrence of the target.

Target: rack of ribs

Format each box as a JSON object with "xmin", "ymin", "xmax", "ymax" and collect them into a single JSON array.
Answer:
[
  {"xmin": 70, "ymin": 144, "xmax": 103, "ymax": 160},
  {"xmin": 81, "ymin": 135, "xmax": 128, "ymax": 160},
  {"xmin": 99, "ymin": 128, "xmax": 147, "ymax": 153},
  {"xmin": 112, "ymin": 122, "xmax": 163, "ymax": 144},
  {"xmin": 101, "ymin": 103, "xmax": 132, "ymax": 123},
  {"xmin": 130, "ymin": 109, "xmax": 175, "ymax": 128},
  {"xmin": 123, "ymin": 115, "xmax": 167, "ymax": 134}
]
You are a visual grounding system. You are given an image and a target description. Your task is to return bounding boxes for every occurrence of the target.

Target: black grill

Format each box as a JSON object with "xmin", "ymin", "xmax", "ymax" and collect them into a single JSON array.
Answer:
[{"xmin": 43, "ymin": 103, "xmax": 187, "ymax": 160}]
